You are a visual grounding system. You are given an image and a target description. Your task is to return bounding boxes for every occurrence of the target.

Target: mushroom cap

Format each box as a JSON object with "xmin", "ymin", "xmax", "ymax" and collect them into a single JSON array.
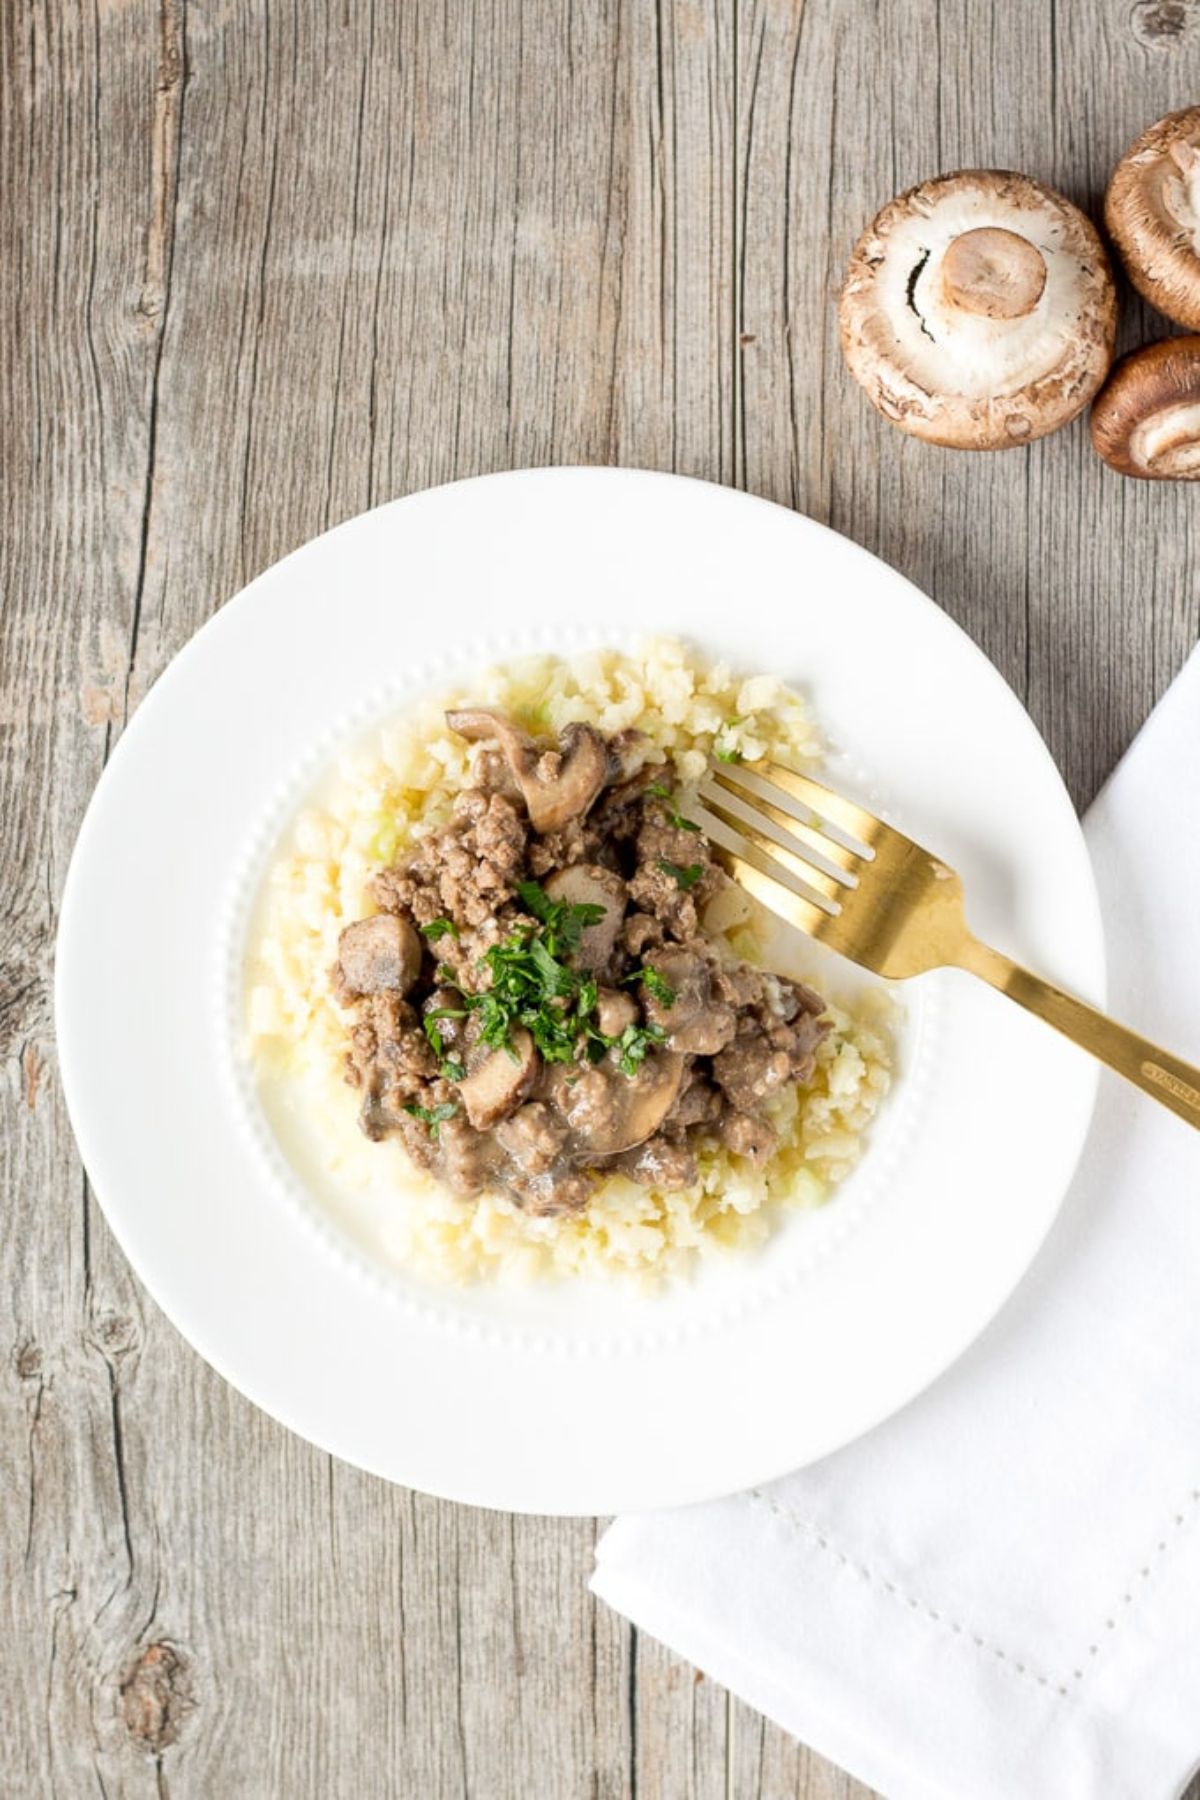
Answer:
[
  {"xmin": 1105, "ymin": 107, "xmax": 1200, "ymax": 330},
  {"xmin": 1090, "ymin": 335, "xmax": 1200, "ymax": 479},
  {"xmin": 444, "ymin": 708, "xmax": 609, "ymax": 833},
  {"xmin": 839, "ymin": 169, "xmax": 1117, "ymax": 449}
]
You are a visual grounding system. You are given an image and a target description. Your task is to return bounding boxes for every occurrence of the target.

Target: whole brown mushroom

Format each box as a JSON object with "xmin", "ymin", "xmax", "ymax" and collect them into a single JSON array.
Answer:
[
  {"xmin": 839, "ymin": 169, "xmax": 1118, "ymax": 449},
  {"xmin": 1091, "ymin": 336, "xmax": 1200, "ymax": 479},
  {"xmin": 1106, "ymin": 108, "xmax": 1200, "ymax": 330}
]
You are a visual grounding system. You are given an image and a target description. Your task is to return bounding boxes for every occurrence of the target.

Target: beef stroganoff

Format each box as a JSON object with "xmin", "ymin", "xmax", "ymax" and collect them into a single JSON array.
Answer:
[{"xmin": 245, "ymin": 639, "xmax": 894, "ymax": 1283}]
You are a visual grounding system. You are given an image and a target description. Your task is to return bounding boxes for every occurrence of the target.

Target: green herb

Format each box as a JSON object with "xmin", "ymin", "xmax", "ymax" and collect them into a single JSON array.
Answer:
[
  {"xmin": 613, "ymin": 1021, "xmax": 667, "ymax": 1077},
  {"xmin": 402, "ymin": 1101, "xmax": 459, "ymax": 1139},
  {"xmin": 637, "ymin": 965, "xmax": 677, "ymax": 1007},
  {"xmin": 657, "ymin": 859, "xmax": 704, "ymax": 891},
  {"xmin": 713, "ymin": 719, "xmax": 744, "ymax": 764},
  {"xmin": 421, "ymin": 918, "xmax": 459, "ymax": 942},
  {"xmin": 515, "ymin": 878, "xmax": 607, "ymax": 960},
  {"xmin": 469, "ymin": 931, "xmax": 585, "ymax": 1065},
  {"xmin": 645, "ymin": 782, "xmax": 701, "ymax": 833},
  {"xmin": 423, "ymin": 1013, "xmax": 468, "ymax": 1082},
  {"xmin": 515, "ymin": 877, "xmax": 556, "ymax": 922},
  {"xmin": 529, "ymin": 936, "xmax": 577, "ymax": 997},
  {"xmin": 454, "ymin": 888, "xmax": 666, "ymax": 1076}
]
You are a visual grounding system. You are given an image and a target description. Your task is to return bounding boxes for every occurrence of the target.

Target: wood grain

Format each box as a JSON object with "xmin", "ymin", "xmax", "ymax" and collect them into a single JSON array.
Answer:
[{"xmin": 3, "ymin": 1, "xmax": 1198, "ymax": 1795}]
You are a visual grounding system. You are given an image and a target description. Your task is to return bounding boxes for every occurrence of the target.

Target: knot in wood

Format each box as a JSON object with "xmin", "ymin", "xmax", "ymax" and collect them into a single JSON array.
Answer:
[
  {"xmin": 13, "ymin": 1340, "xmax": 43, "ymax": 1381},
  {"xmin": 90, "ymin": 1310, "xmax": 140, "ymax": 1361},
  {"xmin": 1130, "ymin": 0, "xmax": 1195, "ymax": 43},
  {"xmin": 120, "ymin": 1642, "xmax": 194, "ymax": 1754}
]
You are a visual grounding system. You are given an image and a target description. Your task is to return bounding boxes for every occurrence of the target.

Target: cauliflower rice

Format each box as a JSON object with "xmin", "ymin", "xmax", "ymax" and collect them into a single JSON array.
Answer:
[{"xmin": 245, "ymin": 637, "xmax": 894, "ymax": 1284}]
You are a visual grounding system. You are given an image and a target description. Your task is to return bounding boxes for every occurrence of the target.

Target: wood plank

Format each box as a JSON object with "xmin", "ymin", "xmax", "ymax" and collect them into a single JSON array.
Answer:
[
  {"xmin": 1025, "ymin": 0, "xmax": 1200, "ymax": 805},
  {"xmin": 610, "ymin": 1, "xmax": 739, "ymax": 1788},
  {"xmin": 612, "ymin": 0, "xmax": 735, "ymax": 479}
]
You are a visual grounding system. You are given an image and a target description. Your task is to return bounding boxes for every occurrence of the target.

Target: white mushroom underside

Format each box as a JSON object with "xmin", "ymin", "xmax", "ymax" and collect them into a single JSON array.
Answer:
[
  {"xmin": 1131, "ymin": 400, "xmax": 1200, "ymax": 475},
  {"xmin": 873, "ymin": 194, "xmax": 1096, "ymax": 398}
]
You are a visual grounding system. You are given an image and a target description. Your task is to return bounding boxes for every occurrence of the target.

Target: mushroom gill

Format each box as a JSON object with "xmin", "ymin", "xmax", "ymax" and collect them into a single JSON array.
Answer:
[
  {"xmin": 1091, "ymin": 337, "xmax": 1200, "ymax": 479},
  {"xmin": 839, "ymin": 169, "xmax": 1117, "ymax": 449},
  {"xmin": 1106, "ymin": 107, "xmax": 1200, "ymax": 331}
]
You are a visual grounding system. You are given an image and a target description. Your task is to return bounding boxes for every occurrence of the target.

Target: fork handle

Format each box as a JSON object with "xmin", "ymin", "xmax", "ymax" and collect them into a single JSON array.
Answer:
[{"xmin": 957, "ymin": 937, "xmax": 1200, "ymax": 1130}]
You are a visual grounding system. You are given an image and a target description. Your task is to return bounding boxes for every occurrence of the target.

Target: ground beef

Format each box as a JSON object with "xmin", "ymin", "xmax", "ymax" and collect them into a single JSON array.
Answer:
[
  {"xmin": 526, "ymin": 816, "xmax": 602, "ymax": 875},
  {"xmin": 620, "ymin": 1134, "xmax": 697, "ymax": 1189},
  {"xmin": 671, "ymin": 1071, "xmax": 725, "ymax": 1130},
  {"xmin": 371, "ymin": 789, "xmax": 527, "ymax": 930},
  {"xmin": 712, "ymin": 1009, "xmax": 827, "ymax": 1112},
  {"xmin": 719, "ymin": 1111, "xmax": 778, "ymax": 1162}
]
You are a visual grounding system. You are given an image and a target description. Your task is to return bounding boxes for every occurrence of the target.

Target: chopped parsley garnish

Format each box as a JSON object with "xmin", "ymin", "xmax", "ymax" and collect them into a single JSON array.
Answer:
[
  {"xmin": 428, "ymin": 883, "xmax": 669, "ymax": 1077},
  {"xmin": 470, "ymin": 928, "xmax": 591, "ymax": 1064},
  {"xmin": 402, "ymin": 1101, "xmax": 459, "ymax": 1139},
  {"xmin": 645, "ymin": 782, "xmax": 701, "ymax": 833},
  {"xmin": 657, "ymin": 859, "xmax": 704, "ymax": 891},
  {"xmin": 624, "ymin": 964, "xmax": 677, "ymax": 1007},
  {"xmin": 713, "ymin": 719, "xmax": 744, "ymax": 763},
  {"xmin": 515, "ymin": 878, "xmax": 607, "ymax": 960},
  {"xmin": 613, "ymin": 1021, "xmax": 667, "ymax": 1077},
  {"xmin": 423, "ymin": 1012, "xmax": 467, "ymax": 1081},
  {"xmin": 421, "ymin": 917, "xmax": 459, "ymax": 942}
]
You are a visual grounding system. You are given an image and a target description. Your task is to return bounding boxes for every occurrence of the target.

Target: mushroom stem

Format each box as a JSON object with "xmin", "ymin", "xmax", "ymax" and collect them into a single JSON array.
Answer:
[{"xmin": 940, "ymin": 227, "xmax": 1047, "ymax": 320}]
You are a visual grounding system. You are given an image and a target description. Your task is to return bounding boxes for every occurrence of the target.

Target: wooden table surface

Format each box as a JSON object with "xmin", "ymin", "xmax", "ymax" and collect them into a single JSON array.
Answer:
[{"xmin": 6, "ymin": 1, "xmax": 1200, "ymax": 1794}]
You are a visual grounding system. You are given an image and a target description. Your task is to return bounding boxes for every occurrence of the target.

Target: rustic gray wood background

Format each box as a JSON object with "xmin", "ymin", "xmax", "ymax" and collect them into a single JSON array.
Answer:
[{"xmin": 6, "ymin": 0, "xmax": 1200, "ymax": 1794}]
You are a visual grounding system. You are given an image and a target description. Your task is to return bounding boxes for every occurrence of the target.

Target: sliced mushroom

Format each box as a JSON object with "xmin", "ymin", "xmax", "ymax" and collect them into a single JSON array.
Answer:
[
  {"xmin": 605, "ymin": 728, "xmax": 654, "ymax": 783},
  {"xmin": 700, "ymin": 872, "xmax": 753, "ymax": 936},
  {"xmin": 543, "ymin": 864, "xmax": 627, "ymax": 971},
  {"xmin": 1106, "ymin": 107, "xmax": 1200, "ymax": 330},
  {"xmin": 445, "ymin": 709, "xmax": 609, "ymax": 833},
  {"xmin": 457, "ymin": 1028, "xmax": 539, "ymax": 1130},
  {"xmin": 642, "ymin": 949, "xmax": 737, "ymax": 1056},
  {"xmin": 1091, "ymin": 337, "xmax": 1200, "ymax": 479},
  {"xmin": 336, "ymin": 914, "xmax": 422, "ymax": 997},
  {"xmin": 594, "ymin": 987, "xmax": 638, "ymax": 1038},
  {"xmin": 839, "ymin": 169, "xmax": 1117, "ymax": 448},
  {"xmin": 542, "ymin": 1050, "xmax": 686, "ymax": 1158}
]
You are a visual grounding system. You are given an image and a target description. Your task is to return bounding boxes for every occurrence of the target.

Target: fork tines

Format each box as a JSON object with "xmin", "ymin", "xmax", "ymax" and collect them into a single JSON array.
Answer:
[{"xmin": 696, "ymin": 760, "xmax": 876, "ymax": 920}]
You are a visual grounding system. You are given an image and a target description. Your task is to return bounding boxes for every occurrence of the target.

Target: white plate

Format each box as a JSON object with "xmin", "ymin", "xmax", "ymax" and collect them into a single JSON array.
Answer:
[{"xmin": 56, "ymin": 468, "xmax": 1103, "ymax": 1515}]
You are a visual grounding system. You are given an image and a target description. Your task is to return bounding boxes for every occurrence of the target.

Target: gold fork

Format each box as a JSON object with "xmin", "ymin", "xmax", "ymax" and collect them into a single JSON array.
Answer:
[{"xmin": 696, "ymin": 760, "xmax": 1200, "ymax": 1131}]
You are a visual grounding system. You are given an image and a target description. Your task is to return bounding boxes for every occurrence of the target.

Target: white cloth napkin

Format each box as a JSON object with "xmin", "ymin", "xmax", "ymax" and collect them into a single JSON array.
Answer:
[{"xmin": 593, "ymin": 645, "xmax": 1200, "ymax": 1800}]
